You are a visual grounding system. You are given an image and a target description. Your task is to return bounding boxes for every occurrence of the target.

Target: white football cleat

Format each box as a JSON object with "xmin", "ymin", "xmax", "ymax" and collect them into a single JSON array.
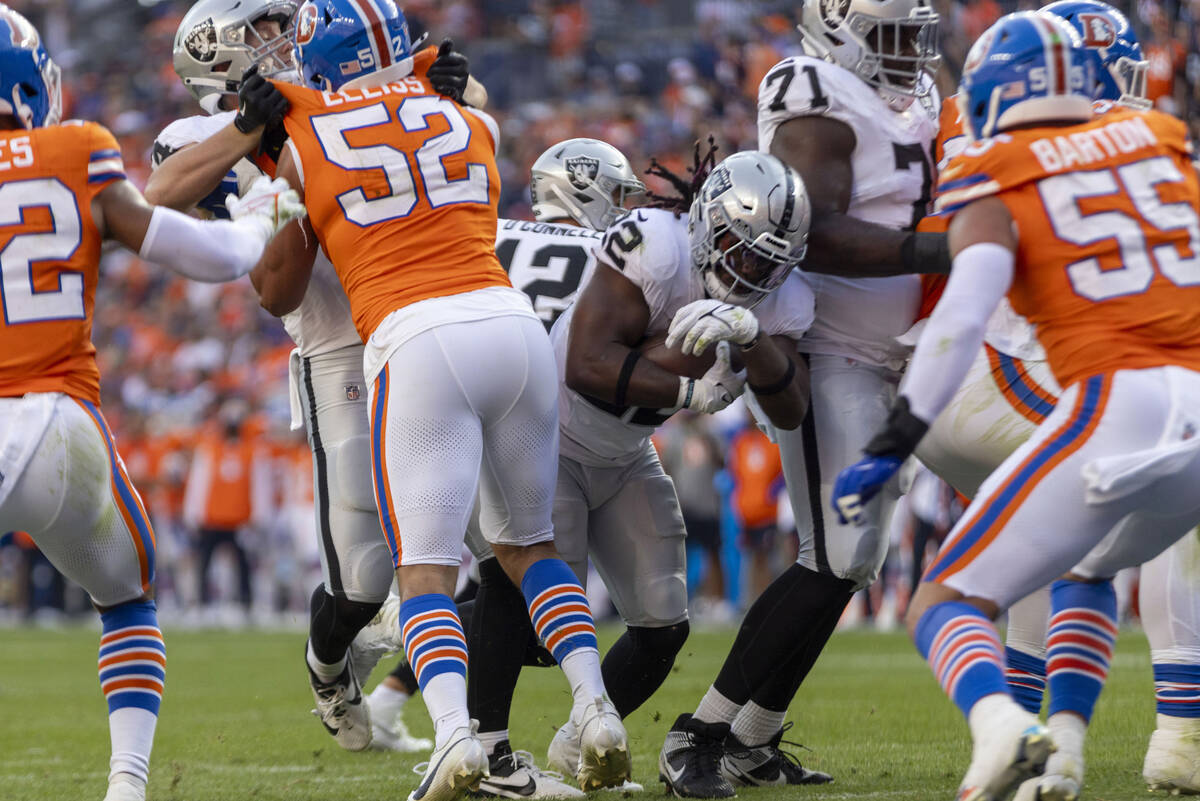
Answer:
[
  {"xmin": 957, "ymin": 697, "xmax": 1055, "ymax": 801},
  {"xmin": 349, "ymin": 593, "xmax": 404, "ymax": 687},
  {"xmin": 574, "ymin": 697, "xmax": 632, "ymax": 791},
  {"xmin": 476, "ymin": 741, "xmax": 586, "ymax": 799},
  {"xmin": 370, "ymin": 711, "xmax": 433, "ymax": 753},
  {"xmin": 307, "ymin": 645, "xmax": 372, "ymax": 752},
  {"xmin": 103, "ymin": 775, "xmax": 145, "ymax": 801},
  {"xmin": 1144, "ymin": 714, "xmax": 1200, "ymax": 794},
  {"xmin": 408, "ymin": 722, "xmax": 489, "ymax": 801},
  {"xmin": 546, "ymin": 719, "xmax": 580, "ymax": 778}
]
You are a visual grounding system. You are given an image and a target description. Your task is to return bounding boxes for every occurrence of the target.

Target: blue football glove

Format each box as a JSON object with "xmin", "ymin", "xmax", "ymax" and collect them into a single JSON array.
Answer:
[{"xmin": 832, "ymin": 455, "xmax": 902, "ymax": 526}]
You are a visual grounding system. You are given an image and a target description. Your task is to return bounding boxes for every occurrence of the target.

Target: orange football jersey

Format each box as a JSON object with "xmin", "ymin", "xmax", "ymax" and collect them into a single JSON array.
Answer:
[
  {"xmin": 936, "ymin": 108, "xmax": 1200, "ymax": 388},
  {"xmin": 914, "ymin": 95, "xmax": 968, "ymax": 318},
  {"xmin": 275, "ymin": 47, "xmax": 509, "ymax": 340},
  {"xmin": 0, "ymin": 121, "xmax": 125, "ymax": 405}
]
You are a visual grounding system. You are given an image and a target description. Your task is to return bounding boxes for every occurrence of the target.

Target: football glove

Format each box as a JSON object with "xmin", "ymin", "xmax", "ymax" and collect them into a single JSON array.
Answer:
[
  {"xmin": 676, "ymin": 342, "xmax": 746, "ymax": 414},
  {"xmin": 427, "ymin": 39, "xmax": 470, "ymax": 104},
  {"xmin": 666, "ymin": 299, "xmax": 760, "ymax": 356},
  {"xmin": 832, "ymin": 456, "xmax": 902, "ymax": 526},
  {"xmin": 226, "ymin": 176, "xmax": 305, "ymax": 238},
  {"xmin": 234, "ymin": 66, "xmax": 289, "ymax": 134}
]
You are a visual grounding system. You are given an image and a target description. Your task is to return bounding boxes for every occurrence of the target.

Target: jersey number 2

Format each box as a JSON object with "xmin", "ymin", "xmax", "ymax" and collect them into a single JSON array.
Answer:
[
  {"xmin": 311, "ymin": 97, "xmax": 490, "ymax": 226},
  {"xmin": 0, "ymin": 178, "xmax": 85, "ymax": 325},
  {"xmin": 1041, "ymin": 156, "xmax": 1200, "ymax": 300}
]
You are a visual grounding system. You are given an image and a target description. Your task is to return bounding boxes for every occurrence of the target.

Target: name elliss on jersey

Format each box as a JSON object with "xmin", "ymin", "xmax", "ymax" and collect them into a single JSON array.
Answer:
[{"xmin": 317, "ymin": 75, "xmax": 427, "ymax": 108}]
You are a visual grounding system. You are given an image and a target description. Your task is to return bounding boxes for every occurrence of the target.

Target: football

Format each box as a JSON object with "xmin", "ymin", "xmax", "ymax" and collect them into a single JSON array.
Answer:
[{"xmin": 638, "ymin": 332, "xmax": 744, "ymax": 380}]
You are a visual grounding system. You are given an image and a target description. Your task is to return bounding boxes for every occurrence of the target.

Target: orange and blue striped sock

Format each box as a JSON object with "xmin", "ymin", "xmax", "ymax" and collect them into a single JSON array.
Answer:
[
  {"xmin": 1047, "ymin": 579, "xmax": 1117, "ymax": 722},
  {"xmin": 400, "ymin": 593, "xmax": 469, "ymax": 747},
  {"xmin": 1004, "ymin": 646, "xmax": 1046, "ymax": 715},
  {"xmin": 915, "ymin": 601, "xmax": 1009, "ymax": 719},
  {"xmin": 99, "ymin": 600, "xmax": 165, "ymax": 784},
  {"xmin": 522, "ymin": 558, "xmax": 605, "ymax": 709}
]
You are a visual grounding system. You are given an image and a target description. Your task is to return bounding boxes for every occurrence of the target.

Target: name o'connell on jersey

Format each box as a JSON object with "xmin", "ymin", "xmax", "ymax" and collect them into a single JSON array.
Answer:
[{"xmin": 497, "ymin": 218, "xmax": 602, "ymax": 330}]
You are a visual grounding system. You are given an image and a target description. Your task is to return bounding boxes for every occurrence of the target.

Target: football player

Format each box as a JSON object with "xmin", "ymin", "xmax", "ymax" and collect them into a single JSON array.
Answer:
[
  {"xmin": 544, "ymin": 149, "xmax": 814, "ymax": 795},
  {"xmin": 146, "ymin": 0, "xmax": 470, "ymax": 754},
  {"xmin": 0, "ymin": 8, "xmax": 300, "ymax": 801},
  {"xmin": 911, "ymin": 3, "xmax": 1200, "ymax": 796},
  {"xmin": 834, "ymin": 11, "xmax": 1200, "ymax": 799},
  {"xmin": 658, "ymin": 0, "xmax": 943, "ymax": 795},
  {"xmin": 256, "ymin": 3, "xmax": 629, "ymax": 798}
]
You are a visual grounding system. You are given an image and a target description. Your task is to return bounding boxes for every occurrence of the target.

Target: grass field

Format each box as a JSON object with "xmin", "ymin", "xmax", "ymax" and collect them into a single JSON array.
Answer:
[{"xmin": 0, "ymin": 625, "xmax": 1158, "ymax": 801}]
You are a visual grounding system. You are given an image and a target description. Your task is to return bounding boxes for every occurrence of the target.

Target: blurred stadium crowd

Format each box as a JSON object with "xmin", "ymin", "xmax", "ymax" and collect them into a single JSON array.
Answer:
[{"xmin": 1, "ymin": 0, "xmax": 1193, "ymax": 624}]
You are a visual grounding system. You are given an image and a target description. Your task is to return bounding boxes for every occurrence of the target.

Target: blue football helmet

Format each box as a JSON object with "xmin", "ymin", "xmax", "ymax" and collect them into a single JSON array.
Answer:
[
  {"xmin": 0, "ymin": 5, "xmax": 61, "ymax": 129},
  {"xmin": 1040, "ymin": 0, "xmax": 1149, "ymax": 109},
  {"xmin": 958, "ymin": 11, "xmax": 1094, "ymax": 141},
  {"xmin": 292, "ymin": 0, "xmax": 414, "ymax": 92}
]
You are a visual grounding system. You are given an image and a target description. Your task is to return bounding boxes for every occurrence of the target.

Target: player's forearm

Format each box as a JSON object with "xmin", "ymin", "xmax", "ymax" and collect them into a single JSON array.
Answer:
[
  {"xmin": 565, "ymin": 343, "xmax": 684, "ymax": 409},
  {"xmin": 739, "ymin": 335, "xmax": 808, "ymax": 429},
  {"xmin": 145, "ymin": 124, "xmax": 261, "ymax": 211},
  {"xmin": 803, "ymin": 214, "xmax": 951, "ymax": 277},
  {"xmin": 251, "ymin": 220, "xmax": 316, "ymax": 317},
  {"xmin": 139, "ymin": 205, "xmax": 271, "ymax": 283},
  {"xmin": 900, "ymin": 243, "xmax": 1014, "ymax": 423}
]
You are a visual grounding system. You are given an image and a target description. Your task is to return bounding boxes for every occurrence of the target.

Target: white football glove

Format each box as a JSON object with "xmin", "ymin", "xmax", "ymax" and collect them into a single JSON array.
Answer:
[
  {"xmin": 226, "ymin": 175, "xmax": 305, "ymax": 239},
  {"xmin": 666, "ymin": 299, "xmax": 760, "ymax": 356},
  {"xmin": 676, "ymin": 342, "xmax": 746, "ymax": 414}
]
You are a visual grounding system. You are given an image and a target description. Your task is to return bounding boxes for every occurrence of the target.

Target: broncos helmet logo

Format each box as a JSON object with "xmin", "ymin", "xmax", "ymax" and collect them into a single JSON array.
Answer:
[
  {"xmin": 1078, "ymin": 13, "xmax": 1117, "ymax": 48},
  {"xmin": 295, "ymin": 3, "xmax": 319, "ymax": 47}
]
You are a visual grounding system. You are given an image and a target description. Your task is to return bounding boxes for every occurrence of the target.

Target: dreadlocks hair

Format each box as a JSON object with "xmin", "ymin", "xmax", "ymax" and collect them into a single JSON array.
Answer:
[{"xmin": 643, "ymin": 136, "xmax": 719, "ymax": 216}]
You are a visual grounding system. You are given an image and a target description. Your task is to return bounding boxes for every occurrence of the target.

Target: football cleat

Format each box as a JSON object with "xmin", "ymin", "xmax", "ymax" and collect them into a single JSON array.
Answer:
[
  {"xmin": 307, "ymin": 644, "xmax": 372, "ymax": 752},
  {"xmin": 409, "ymin": 722, "xmax": 490, "ymax": 801},
  {"xmin": 720, "ymin": 723, "xmax": 833, "ymax": 786},
  {"xmin": 1144, "ymin": 715, "xmax": 1200, "ymax": 794},
  {"xmin": 102, "ymin": 775, "xmax": 145, "ymax": 801},
  {"xmin": 546, "ymin": 718, "xmax": 580, "ymax": 779},
  {"xmin": 370, "ymin": 709, "xmax": 433, "ymax": 754},
  {"xmin": 575, "ymin": 697, "xmax": 631, "ymax": 791},
  {"xmin": 658, "ymin": 713, "xmax": 736, "ymax": 799},
  {"xmin": 473, "ymin": 741, "xmax": 585, "ymax": 799},
  {"xmin": 349, "ymin": 593, "xmax": 404, "ymax": 687},
  {"xmin": 958, "ymin": 700, "xmax": 1054, "ymax": 801}
]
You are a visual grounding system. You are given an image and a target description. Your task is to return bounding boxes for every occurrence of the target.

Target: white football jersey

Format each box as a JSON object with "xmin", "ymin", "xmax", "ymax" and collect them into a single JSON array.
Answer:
[
  {"xmin": 757, "ymin": 56, "xmax": 940, "ymax": 370},
  {"xmin": 550, "ymin": 208, "xmax": 816, "ymax": 466},
  {"xmin": 153, "ymin": 115, "xmax": 360, "ymax": 357},
  {"xmin": 496, "ymin": 218, "xmax": 603, "ymax": 331}
]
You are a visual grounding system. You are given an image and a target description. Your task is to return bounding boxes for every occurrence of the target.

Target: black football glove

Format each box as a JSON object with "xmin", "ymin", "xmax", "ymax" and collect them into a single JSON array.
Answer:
[
  {"xmin": 259, "ymin": 118, "xmax": 288, "ymax": 165},
  {"xmin": 234, "ymin": 65, "xmax": 289, "ymax": 134},
  {"xmin": 427, "ymin": 38, "xmax": 469, "ymax": 104}
]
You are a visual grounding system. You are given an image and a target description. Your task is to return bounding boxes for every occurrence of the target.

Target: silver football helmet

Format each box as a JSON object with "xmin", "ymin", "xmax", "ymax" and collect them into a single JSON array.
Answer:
[
  {"xmin": 688, "ymin": 152, "xmax": 810, "ymax": 307},
  {"xmin": 173, "ymin": 0, "xmax": 297, "ymax": 114},
  {"xmin": 530, "ymin": 138, "xmax": 646, "ymax": 231},
  {"xmin": 797, "ymin": 0, "xmax": 940, "ymax": 110}
]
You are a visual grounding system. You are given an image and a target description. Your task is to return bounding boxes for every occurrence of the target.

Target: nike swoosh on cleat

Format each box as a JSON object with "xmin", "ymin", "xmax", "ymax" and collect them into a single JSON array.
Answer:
[
  {"xmin": 478, "ymin": 775, "xmax": 538, "ymax": 797},
  {"xmin": 413, "ymin": 740, "xmax": 460, "ymax": 800}
]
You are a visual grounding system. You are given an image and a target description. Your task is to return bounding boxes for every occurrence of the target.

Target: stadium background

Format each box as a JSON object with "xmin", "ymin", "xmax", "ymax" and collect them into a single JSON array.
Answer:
[{"xmin": 0, "ymin": 0, "xmax": 1195, "ymax": 626}]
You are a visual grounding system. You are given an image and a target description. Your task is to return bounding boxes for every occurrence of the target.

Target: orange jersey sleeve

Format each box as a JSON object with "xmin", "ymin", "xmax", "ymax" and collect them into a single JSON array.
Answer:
[
  {"xmin": 0, "ymin": 122, "xmax": 125, "ymax": 405},
  {"xmin": 912, "ymin": 96, "xmax": 967, "ymax": 317},
  {"xmin": 276, "ymin": 49, "xmax": 509, "ymax": 340},
  {"xmin": 936, "ymin": 109, "xmax": 1200, "ymax": 388}
]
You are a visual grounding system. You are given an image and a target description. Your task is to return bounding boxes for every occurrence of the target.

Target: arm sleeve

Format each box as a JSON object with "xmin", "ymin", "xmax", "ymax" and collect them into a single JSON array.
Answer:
[
  {"xmin": 899, "ymin": 242, "xmax": 1014, "ymax": 422},
  {"xmin": 139, "ymin": 205, "xmax": 273, "ymax": 283}
]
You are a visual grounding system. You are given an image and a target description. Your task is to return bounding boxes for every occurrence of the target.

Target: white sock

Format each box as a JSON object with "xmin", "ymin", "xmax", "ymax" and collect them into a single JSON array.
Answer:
[
  {"xmin": 1157, "ymin": 712, "xmax": 1200, "ymax": 734},
  {"xmin": 367, "ymin": 681, "xmax": 410, "ymax": 726},
  {"xmin": 559, "ymin": 648, "xmax": 607, "ymax": 714},
  {"xmin": 478, "ymin": 729, "xmax": 509, "ymax": 755},
  {"xmin": 731, "ymin": 701, "xmax": 786, "ymax": 745},
  {"xmin": 694, "ymin": 686, "xmax": 742, "ymax": 726},
  {"xmin": 421, "ymin": 672, "xmax": 472, "ymax": 749},
  {"xmin": 108, "ymin": 707, "xmax": 157, "ymax": 784},
  {"xmin": 1047, "ymin": 712, "xmax": 1086, "ymax": 761},
  {"xmin": 306, "ymin": 640, "xmax": 346, "ymax": 684}
]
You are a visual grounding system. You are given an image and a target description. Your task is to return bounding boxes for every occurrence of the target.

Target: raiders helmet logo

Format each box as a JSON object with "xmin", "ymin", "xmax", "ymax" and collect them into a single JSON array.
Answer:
[
  {"xmin": 185, "ymin": 17, "xmax": 218, "ymax": 63},
  {"xmin": 819, "ymin": 0, "xmax": 851, "ymax": 26},
  {"xmin": 1078, "ymin": 13, "xmax": 1116, "ymax": 48},
  {"xmin": 295, "ymin": 3, "xmax": 320, "ymax": 47},
  {"xmin": 564, "ymin": 156, "xmax": 599, "ymax": 190},
  {"xmin": 706, "ymin": 165, "xmax": 733, "ymax": 200}
]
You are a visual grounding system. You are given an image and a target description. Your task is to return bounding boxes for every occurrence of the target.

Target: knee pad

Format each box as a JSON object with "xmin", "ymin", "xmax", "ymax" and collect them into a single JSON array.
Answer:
[
  {"xmin": 628, "ymin": 621, "xmax": 689, "ymax": 661},
  {"xmin": 329, "ymin": 435, "xmax": 377, "ymax": 513}
]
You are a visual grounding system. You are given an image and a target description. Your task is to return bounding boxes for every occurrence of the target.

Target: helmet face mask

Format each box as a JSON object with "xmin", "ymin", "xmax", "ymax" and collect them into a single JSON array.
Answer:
[
  {"xmin": 530, "ymin": 138, "xmax": 645, "ymax": 231},
  {"xmin": 173, "ymin": 0, "xmax": 298, "ymax": 113},
  {"xmin": 798, "ymin": 0, "xmax": 940, "ymax": 109},
  {"xmin": 688, "ymin": 152, "xmax": 811, "ymax": 308}
]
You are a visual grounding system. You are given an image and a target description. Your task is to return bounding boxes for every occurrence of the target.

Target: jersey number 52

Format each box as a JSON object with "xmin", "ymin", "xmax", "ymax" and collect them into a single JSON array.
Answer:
[{"xmin": 311, "ymin": 97, "xmax": 490, "ymax": 226}]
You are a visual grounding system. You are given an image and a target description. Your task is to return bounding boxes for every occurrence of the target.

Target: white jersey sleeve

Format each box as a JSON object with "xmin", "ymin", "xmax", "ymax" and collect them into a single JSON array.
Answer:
[
  {"xmin": 597, "ymin": 208, "xmax": 695, "ymax": 330},
  {"xmin": 754, "ymin": 270, "xmax": 816, "ymax": 343},
  {"xmin": 496, "ymin": 219, "xmax": 602, "ymax": 331}
]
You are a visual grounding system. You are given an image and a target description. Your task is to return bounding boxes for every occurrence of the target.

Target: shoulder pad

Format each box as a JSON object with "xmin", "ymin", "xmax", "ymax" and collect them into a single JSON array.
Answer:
[
  {"xmin": 758, "ymin": 57, "xmax": 860, "ymax": 120},
  {"xmin": 598, "ymin": 208, "xmax": 681, "ymax": 283}
]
